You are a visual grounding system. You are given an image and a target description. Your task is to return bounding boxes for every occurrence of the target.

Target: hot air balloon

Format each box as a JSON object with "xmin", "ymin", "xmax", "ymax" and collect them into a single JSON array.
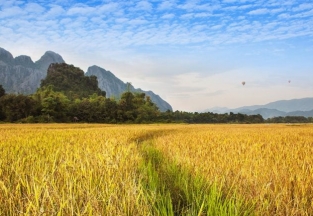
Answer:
[
  {"xmin": 242, "ymin": 81, "xmax": 245, "ymax": 86},
  {"xmin": 288, "ymin": 80, "xmax": 291, "ymax": 83}
]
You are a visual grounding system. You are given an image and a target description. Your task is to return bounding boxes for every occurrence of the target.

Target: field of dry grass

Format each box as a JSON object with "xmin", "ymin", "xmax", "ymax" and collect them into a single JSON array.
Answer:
[
  {"xmin": 0, "ymin": 123, "xmax": 312, "ymax": 215},
  {"xmin": 153, "ymin": 124, "xmax": 313, "ymax": 215}
]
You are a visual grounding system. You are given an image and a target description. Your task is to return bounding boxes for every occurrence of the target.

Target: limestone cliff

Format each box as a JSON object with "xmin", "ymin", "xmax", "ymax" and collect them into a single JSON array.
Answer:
[{"xmin": 0, "ymin": 48, "xmax": 65, "ymax": 94}]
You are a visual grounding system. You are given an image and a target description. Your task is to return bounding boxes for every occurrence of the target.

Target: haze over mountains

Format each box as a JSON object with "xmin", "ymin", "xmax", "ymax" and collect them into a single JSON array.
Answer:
[
  {"xmin": 1, "ymin": 47, "xmax": 312, "ymax": 117},
  {"xmin": 207, "ymin": 98, "xmax": 313, "ymax": 119},
  {"xmin": 0, "ymin": 47, "xmax": 172, "ymax": 111}
]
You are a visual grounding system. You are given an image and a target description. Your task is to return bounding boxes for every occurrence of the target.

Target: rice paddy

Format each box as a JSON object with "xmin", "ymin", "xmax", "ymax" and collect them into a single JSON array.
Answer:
[{"xmin": 0, "ymin": 124, "xmax": 312, "ymax": 215}]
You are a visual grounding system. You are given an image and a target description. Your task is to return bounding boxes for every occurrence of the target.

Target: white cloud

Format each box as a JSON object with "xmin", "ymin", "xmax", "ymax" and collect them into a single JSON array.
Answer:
[
  {"xmin": 238, "ymin": 4, "xmax": 254, "ymax": 9},
  {"xmin": 135, "ymin": 0, "xmax": 153, "ymax": 11},
  {"xmin": 191, "ymin": 24, "xmax": 207, "ymax": 31},
  {"xmin": 67, "ymin": 5, "xmax": 95, "ymax": 16},
  {"xmin": 161, "ymin": 13, "xmax": 175, "ymax": 19},
  {"xmin": 157, "ymin": 0, "xmax": 175, "ymax": 11},
  {"xmin": 0, "ymin": 0, "xmax": 20, "ymax": 7},
  {"xmin": 278, "ymin": 13, "xmax": 291, "ymax": 19},
  {"xmin": 177, "ymin": 2, "xmax": 196, "ymax": 11},
  {"xmin": 24, "ymin": 3, "xmax": 46, "ymax": 14},
  {"xmin": 292, "ymin": 3, "xmax": 313, "ymax": 12},
  {"xmin": 98, "ymin": 2, "xmax": 120, "ymax": 13},
  {"xmin": 59, "ymin": 18, "xmax": 73, "ymax": 25},
  {"xmin": 223, "ymin": 0, "xmax": 237, "ymax": 3},
  {"xmin": 45, "ymin": 5, "xmax": 66, "ymax": 17},
  {"xmin": 211, "ymin": 24, "xmax": 224, "ymax": 30},
  {"xmin": 115, "ymin": 17, "xmax": 129, "ymax": 23},
  {"xmin": 180, "ymin": 13, "xmax": 194, "ymax": 19},
  {"xmin": 294, "ymin": 9, "xmax": 313, "ymax": 18},
  {"xmin": 194, "ymin": 12, "xmax": 212, "ymax": 18},
  {"xmin": 248, "ymin": 8, "xmax": 270, "ymax": 15},
  {"xmin": 0, "ymin": 6, "xmax": 25, "ymax": 18},
  {"xmin": 128, "ymin": 18, "xmax": 148, "ymax": 25},
  {"xmin": 270, "ymin": 8, "xmax": 284, "ymax": 14}
]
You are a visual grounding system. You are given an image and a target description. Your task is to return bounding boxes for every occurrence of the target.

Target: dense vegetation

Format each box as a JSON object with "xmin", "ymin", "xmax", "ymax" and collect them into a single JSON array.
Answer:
[
  {"xmin": 0, "ymin": 63, "xmax": 312, "ymax": 123},
  {"xmin": 41, "ymin": 63, "xmax": 106, "ymax": 99}
]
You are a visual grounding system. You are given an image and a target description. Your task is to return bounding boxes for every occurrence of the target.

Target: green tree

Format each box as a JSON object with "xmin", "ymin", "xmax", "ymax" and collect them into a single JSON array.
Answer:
[
  {"xmin": 0, "ymin": 85, "xmax": 6, "ymax": 120},
  {"xmin": 118, "ymin": 92, "xmax": 135, "ymax": 122},
  {"xmin": 68, "ymin": 94, "xmax": 116, "ymax": 123},
  {"xmin": 135, "ymin": 95, "xmax": 159, "ymax": 123},
  {"xmin": 103, "ymin": 98, "xmax": 118, "ymax": 123},
  {"xmin": 69, "ymin": 99, "xmax": 95, "ymax": 122},
  {"xmin": 0, "ymin": 94, "xmax": 38, "ymax": 122},
  {"xmin": 33, "ymin": 85, "xmax": 69, "ymax": 122}
]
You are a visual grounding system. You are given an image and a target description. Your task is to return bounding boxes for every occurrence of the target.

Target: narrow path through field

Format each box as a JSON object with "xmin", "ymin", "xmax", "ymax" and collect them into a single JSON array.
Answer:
[{"xmin": 133, "ymin": 130, "xmax": 254, "ymax": 216}]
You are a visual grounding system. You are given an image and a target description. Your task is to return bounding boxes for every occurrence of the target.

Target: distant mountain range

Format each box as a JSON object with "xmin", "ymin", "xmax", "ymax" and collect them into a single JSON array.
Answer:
[
  {"xmin": 0, "ymin": 47, "xmax": 172, "ymax": 111},
  {"xmin": 206, "ymin": 98, "xmax": 313, "ymax": 119}
]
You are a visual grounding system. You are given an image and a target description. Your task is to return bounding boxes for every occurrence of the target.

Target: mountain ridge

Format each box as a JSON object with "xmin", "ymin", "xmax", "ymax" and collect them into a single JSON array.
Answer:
[
  {"xmin": 206, "ymin": 97, "xmax": 313, "ymax": 119},
  {"xmin": 85, "ymin": 65, "xmax": 172, "ymax": 111},
  {"xmin": 0, "ymin": 47, "xmax": 172, "ymax": 111},
  {"xmin": 231, "ymin": 97, "xmax": 313, "ymax": 113},
  {"xmin": 0, "ymin": 48, "xmax": 65, "ymax": 94}
]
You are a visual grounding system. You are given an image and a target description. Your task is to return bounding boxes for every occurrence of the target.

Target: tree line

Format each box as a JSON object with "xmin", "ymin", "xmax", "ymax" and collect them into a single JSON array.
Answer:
[
  {"xmin": 0, "ymin": 63, "xmax": 312, "ymax": 124},
  {"xmin": 0, "ymin": 85, "xmax": 312, "ymax": 123}
]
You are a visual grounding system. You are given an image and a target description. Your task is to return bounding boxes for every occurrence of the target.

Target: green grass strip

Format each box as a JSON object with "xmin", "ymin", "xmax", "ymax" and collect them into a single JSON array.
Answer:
[{"xmin": 139, "ymin": 141, "xmax": 255, "ymax": 216}]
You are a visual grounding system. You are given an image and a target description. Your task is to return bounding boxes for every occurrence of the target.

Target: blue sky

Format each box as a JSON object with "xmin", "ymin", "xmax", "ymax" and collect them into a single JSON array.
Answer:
[{"xmin": 1, "ymin": 0, "xmax": 313, "ymax": 111}]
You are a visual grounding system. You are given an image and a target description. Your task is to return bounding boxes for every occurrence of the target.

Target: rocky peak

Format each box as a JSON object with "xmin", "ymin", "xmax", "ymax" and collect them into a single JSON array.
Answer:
[
  {"xmin": 35, "ymin": 51, "xmax": 65, "ymax": 70},
  {"xmin": 0, "ymin": 47, "xmax": 14, "ymax": 64},
  {"xmin": 14, "ymin": 55, "xmax": 35, "ymax": 67},
  {"xmin": 0, "ymin": 48, "xmax": 67, "ymax": 95}
]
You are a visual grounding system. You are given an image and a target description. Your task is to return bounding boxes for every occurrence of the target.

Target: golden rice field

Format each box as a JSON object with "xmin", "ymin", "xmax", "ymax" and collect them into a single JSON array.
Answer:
[{"xmin": 0, "ymin": 123, "xmax": 312, "ymax": 215}]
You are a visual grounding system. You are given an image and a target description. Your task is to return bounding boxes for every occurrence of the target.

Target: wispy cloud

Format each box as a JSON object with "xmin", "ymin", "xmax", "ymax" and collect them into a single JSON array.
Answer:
[
  {"xmin": 161, "ymin": 13, "xmax": 175, "ymax": 19},
  {"xmin": 0, "ymin": 0, "xmax": 312, "ymax": 111},
  {"xmin": 157, "ymin": 0, "xmax": 175, "ymax": 11},
  {"xmin": 292, "ymin": 3, "xmax": 313, "ymax": 11},
  {"xmin": 1, "ymin": 0, "xmax": 312, "ymax": 48},
  {"xmin": 135, "ymin": 0, "xmax": 153, "ymax": 11},
  {"xmin": 248, "ymin": 8, "xmax": 270, "ymax": 15}
]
